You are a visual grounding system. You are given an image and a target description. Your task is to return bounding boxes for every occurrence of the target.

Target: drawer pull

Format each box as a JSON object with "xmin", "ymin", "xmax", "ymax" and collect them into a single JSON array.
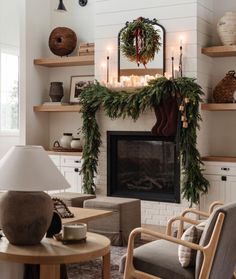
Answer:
[
  {"xmin": 221, "ymin": 176, "xmax": 227, "ymax": 181},
  {"xmin": 221, "ymin": 167, "xmax": 230, "ymax": 171},
  {"xmin": 74, "ymin": 168, "xmax": 79, "ymax": 172},
  {"xmin": 74, "ymin": 160, "xmax": 81, "ymax": 163}
]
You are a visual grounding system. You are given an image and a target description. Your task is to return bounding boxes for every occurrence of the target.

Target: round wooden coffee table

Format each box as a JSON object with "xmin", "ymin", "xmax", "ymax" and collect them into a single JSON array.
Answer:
[{"xmin": 0, "ymin": 232, "xmax": 111, "ymax": 279}]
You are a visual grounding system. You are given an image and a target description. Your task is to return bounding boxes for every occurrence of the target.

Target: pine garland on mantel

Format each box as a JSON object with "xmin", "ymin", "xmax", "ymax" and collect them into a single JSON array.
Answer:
[{"xmin": 79, "ymin": 77, "xmax": 209, "ymax": 205}]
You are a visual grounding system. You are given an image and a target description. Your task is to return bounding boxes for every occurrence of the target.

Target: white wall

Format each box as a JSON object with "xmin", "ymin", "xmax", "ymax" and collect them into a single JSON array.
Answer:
[
  {"xmin": 0, "ymin": 0, "xmax": 21, "ymax": 157},
  {"xmin": 22, "ymin": 0, "xmax": 51, "ymax": 148}
]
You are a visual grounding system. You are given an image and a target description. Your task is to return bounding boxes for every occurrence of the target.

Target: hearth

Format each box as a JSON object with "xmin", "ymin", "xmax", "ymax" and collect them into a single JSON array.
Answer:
[{"xmin": 107, "ymin": 131, "xmax": 180, "ymax": 203}]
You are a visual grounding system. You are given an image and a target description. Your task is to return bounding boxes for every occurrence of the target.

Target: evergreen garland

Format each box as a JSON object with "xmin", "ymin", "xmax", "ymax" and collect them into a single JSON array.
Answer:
[{"xmin": 79, "ymin": 77, "xmax": 209, "ymax": 205}]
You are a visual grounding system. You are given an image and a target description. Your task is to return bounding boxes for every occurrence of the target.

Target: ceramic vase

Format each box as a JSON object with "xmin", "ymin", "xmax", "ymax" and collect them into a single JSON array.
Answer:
[
  {"xmin": 60, "ymin": 133, "xmax": 73, "ymax": 148},
  {"xmin": 70, "ymin": 138, "xmax": 81, "ymax": 149},
  {"xmin": 49, "ymin": 82, "xmax": 64, "ymax": 102},
  {"xmin": 217, "ymin": 12, "xmax": 236, "ymax": 45}
]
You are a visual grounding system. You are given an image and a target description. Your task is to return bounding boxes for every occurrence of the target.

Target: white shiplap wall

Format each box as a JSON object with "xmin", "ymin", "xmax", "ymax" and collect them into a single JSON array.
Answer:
[{"xmin": 94, "ymin": 0, "xmax": 200, "ymax": 225}]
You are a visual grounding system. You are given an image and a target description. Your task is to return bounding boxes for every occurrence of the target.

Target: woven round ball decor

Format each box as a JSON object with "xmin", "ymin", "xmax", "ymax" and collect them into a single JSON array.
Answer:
[{"xmin": 49, "ymin": 27, "xmax": 77, "ymax": 56}]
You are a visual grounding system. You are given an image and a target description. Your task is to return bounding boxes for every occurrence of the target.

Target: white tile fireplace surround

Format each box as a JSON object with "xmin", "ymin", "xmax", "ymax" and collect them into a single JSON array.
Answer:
[{"xmin": 95, "ymin": 109, "xmax": 190, "ymax": 226}]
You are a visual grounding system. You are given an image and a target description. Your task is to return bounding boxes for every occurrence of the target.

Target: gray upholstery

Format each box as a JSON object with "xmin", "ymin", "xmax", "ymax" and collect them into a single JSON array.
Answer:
[
  {"xmin": 84, "ymin": 197, "xmax": 141, "ymax": 246},
  {"xmin": 120, "ymin": 240, "xmax": 194, "ymax": 279},
  {"xmin": 50, "ymin": 192, "xmax": 95, "ymax": 207},
  {"xmin": 195, "ymin": 202, "xmax": 236, "ymax": 279}
]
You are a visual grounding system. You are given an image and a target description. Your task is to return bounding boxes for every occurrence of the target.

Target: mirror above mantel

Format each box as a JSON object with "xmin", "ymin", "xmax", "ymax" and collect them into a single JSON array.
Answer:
[{"xmin": 117, "ymin": 18, "xmax": 166, "ymax": 82}]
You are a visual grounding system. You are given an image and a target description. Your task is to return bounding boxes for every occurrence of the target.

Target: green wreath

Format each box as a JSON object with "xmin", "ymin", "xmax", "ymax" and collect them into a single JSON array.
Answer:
[{"xmin": 121, "ymin": 18, "xmax": 161, "ymax": 67}]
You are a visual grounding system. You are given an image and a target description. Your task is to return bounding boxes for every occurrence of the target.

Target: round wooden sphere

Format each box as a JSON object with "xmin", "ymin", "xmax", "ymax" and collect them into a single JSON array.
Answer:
[{"xmin": 49, "ymin": 27, "xmax": 77, "ymax": 56}]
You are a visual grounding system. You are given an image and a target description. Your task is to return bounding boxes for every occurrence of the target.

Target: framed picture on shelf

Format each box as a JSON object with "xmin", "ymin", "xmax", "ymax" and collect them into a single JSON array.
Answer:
[{"xmin": 69, "ymin": 75, "xmax": 94, "ymax": 103}]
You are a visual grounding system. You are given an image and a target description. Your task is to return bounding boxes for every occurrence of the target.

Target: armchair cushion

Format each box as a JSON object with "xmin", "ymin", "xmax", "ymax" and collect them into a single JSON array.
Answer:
[
  {"xmin": 178, "ymin": 225, "xmax": 204, "ymax": 267},
  {"xmin": 120, "ymin": 239, "xmax": 194, "ymax": 279}
]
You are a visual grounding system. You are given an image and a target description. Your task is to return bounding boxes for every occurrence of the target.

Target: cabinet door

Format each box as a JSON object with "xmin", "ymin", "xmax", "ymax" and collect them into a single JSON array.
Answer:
[
  {"xmin": 200, "ymin": 174, "xmax": 225, "ymax": 212},
  {"xmin": 60, "ymin": 166, "xmax": 82, "ymax": 193},
  {"xmin": 225, "ymin": 176, "xmax": 236, "ymax": 203}
]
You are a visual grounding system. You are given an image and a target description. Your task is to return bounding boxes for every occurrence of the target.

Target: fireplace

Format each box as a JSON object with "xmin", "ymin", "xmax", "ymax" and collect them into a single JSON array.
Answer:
[{"xmin": 107, "ymin": 131, "xmax": 180, "ymax": 203}]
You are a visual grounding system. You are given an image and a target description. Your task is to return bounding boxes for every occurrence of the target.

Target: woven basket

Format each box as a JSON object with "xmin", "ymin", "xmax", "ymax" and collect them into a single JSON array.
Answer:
[{"xmin": 213, "ymin": 70, "xmax": 236, "ymax": 103}]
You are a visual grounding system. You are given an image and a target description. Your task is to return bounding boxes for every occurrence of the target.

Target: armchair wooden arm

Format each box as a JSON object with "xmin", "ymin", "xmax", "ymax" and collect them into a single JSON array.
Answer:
[
  {"xmin": 209, "ymin": 201, "xmax": 223, "ymax": 214},
  {"xmin": 173, "ymin": 201, "xmax": 223, "ymax": 238},
  {"xmin": 124, "ymin": 213, "xmax": 225, "ymax": 279},
  {"xmin": 166, "ymin": 215, "xmax": 201, "ymax": 237}
]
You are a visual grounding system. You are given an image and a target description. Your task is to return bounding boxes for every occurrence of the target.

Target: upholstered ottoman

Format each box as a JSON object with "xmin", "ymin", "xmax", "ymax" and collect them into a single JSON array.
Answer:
[
  {"xmin": 50, "ymin": 192, "xmax": 96, "ymax": 207},
  {"xmin": 83, "ymin": 196, "xmax": 141, "ymax": 246}
]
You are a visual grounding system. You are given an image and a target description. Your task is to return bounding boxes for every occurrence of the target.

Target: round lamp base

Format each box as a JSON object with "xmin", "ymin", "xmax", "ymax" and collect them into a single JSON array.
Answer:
[{"xmin": 0, "ymin": 191, "xmax": 53, "ymax": 245}]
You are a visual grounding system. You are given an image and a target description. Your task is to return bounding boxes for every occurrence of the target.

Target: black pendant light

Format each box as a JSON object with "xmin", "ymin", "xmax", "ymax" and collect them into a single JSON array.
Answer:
[
  {"xmin": 57, "ymin": 0, "xmax": 67, "ymax": 11},
  {"xmin": 78, "ymin": 0, "xmax": 88, "ymax": 6}
]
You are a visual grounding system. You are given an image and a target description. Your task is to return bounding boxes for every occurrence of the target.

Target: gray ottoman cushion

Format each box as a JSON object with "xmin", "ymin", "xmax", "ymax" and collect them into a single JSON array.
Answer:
[
  {"xmin": 84, "ymin": 197, "xmax": 141, "ymax": 246},
  {"xmin": 120, "ymin": 240, "xmax": 194, "ymax": 279},
  {"xmin": 50, "ymin": 192, "xmax": 95, "ymax": 207}
]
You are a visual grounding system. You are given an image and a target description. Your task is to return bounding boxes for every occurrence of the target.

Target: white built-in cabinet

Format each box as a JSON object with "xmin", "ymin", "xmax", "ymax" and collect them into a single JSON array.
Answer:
[
  {"xmin": 200, "ymin": 161, "xmax": 236, "ymax": 212},
  {"xmin": 49, "ymin": 154, "xmax": 83, "ymax": 193}
]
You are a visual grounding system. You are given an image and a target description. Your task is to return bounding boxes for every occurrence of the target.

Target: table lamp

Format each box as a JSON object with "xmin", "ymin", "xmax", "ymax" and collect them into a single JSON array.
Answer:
[{"xmin": 0, "ymin": 145, "xmax": 70, "ymax": 245}]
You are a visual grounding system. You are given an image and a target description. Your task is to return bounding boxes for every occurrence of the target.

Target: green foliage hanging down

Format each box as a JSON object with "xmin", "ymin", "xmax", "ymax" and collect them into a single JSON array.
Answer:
[{"xmin": 79, "ymin": 77, "xmax": 209, "ymax": 204}]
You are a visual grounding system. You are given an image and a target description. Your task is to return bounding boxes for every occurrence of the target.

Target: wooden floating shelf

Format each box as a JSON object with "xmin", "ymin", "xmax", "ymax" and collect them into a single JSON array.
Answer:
[
  {"xmin": 33, "ymin": 105, "xmax": 81, "ymax": 112},
  {"xmin": 202, "ymin": 156, "xmax": 236, "ymax": 163},
  {"xmin": 202, "ymin": 45, "xmax": 236, "ymax": 57},
  {"xmin": 34, "ymin": 55, "xmax": 94, "ymax": 67},
  {"xmin": 201, "ymin": 103, "xmax": 236, "ymax": 111},
  {"xmin": 47, "ymin": 150, "xmax": 82, "ymax": 156}
]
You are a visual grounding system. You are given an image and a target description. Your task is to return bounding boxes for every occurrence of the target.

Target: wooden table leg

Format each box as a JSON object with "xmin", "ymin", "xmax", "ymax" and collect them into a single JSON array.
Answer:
[
  {"xmin": 40, "ymin": 264, "xmax": 60, "ymax": 279},
  {"xmin": 102, "ymin": 252, "xmax": 111, "ymax": 279}
]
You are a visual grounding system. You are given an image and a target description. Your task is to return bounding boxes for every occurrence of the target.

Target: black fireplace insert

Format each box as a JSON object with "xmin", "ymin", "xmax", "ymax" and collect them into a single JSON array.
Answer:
[{"xmin": 107, "ymin": 131, "xmax": 180, "ymax": 203}]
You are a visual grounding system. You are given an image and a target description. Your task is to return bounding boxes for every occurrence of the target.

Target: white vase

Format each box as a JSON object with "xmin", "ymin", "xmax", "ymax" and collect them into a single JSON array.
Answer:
[
  {"xmin": 217, "ymin": 12, "xmax": 236, "ymax": 45},
  {"xmin": 60, "ymin": 133, "xmax": 73, "ymax": 148},
  {"xmin": 70, "ymin": 138, "xmax": 81, "ymax": 149}
]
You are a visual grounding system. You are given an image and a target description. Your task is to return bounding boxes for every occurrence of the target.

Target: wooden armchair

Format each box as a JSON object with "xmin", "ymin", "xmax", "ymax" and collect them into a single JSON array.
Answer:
[
  {"xmin": 123, "ymin": 202, "xmax": 236, "ymax": 279},
  {"xmin": 166, "ymin": 201, "xmax": 223, "ymax": 238}
]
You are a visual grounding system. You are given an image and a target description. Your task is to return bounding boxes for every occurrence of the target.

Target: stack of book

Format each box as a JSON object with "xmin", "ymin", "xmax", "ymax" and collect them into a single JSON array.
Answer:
[{"xmin": 78, "ymin": 43, "xmax": 95, "ymax": 56}]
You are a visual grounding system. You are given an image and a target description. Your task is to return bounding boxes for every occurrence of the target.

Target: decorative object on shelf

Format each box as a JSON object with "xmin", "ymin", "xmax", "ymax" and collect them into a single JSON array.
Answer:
[
  {"xmin": 120, "ymin": 17, "xmax": 162, "ymax": 68},
  {"xmin": 78, "ymin": 42, "xmax": 94, "ymax": 56},
  {"xmin": 69, "ymin": 75, "xmax": 94, "ymax": 103},
  {"xmin": 217, "ymin": 12, "xmax": 236, "ymax": 46},
  {"xmin": 59, "ymin": 133, "xmax": 73, "ymax": 148},
  {"xmin": 79, "ymin": 78, "xmax": 209, "ymax": 205},
  {"xmin": 71, "ymin": 138, "xmax": 81, "ymax": 149},
  {"xmin": 49, "ymin": 27, "xmax": 77, "ymax": 56},
  {"xmin": 52, "ymin": 197, "xmax": 74, "ymax": 218},
  {"xmin": 213, "ymin": 70, "xmax": 236, "ymax": 103},
  {"xmin": 49, "ymin": 81, "xmax": 64, "ymax": 102},
  {"xmin": 0, "ymin": 146, "xmax": 70, "ymax": 245}
]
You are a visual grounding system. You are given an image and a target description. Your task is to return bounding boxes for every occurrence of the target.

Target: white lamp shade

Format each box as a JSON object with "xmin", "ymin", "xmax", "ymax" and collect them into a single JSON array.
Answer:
[{"xmin": 0, "ymin": 145, "xmax": 70, "ymax": 191}]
